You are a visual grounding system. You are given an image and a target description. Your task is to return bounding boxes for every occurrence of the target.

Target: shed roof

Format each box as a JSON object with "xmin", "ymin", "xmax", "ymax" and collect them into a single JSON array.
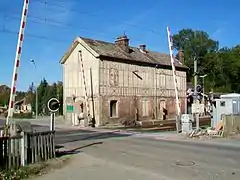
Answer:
[{"xmin": 220, "ymin": 93, "xmax": 240, "ymax": 98}]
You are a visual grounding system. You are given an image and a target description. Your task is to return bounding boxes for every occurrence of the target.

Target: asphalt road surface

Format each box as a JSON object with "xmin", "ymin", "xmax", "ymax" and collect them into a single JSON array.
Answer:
[
  {"xmin": 38, "ymin": 130, "xmax": 240, "ymax": 180},
  {"xmin": 1, "ymin": 119, "xmax": 240, "ymax": 179}
]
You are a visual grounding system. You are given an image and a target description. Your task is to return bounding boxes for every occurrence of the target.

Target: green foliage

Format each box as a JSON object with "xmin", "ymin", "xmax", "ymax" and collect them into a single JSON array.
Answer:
[
  {"xmin": 0, "ymin": 85, "xmax": 10, "ymax": 106},
  {"xmin": 0, "ymin": 162, "xmax": 48, "ymax": 180},
  {"xmin": 31, "ymin": 79, "xmax": 63, "ymax": 116},
  {"xmin": 172, "ymin": 29, "xmax": 240, "ymax": 93},
  {"xmin": 0, "ymin": 79, "xmax": 63, "ymax": 117},
  {"xmin": 0, "ymin": 86, "xmax": 28, "ymax": 107}
]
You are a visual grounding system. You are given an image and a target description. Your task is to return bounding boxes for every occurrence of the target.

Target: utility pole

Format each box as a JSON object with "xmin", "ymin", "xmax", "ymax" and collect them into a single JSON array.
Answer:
[
  {"xmin": 154, "ymin": 65, "xmax": 158, "ymax": 120},
  {"xmin": 194, "ymin": 56, "xmax": 200, "ymax": 130},
  {"xmin": 35, "ymin": 82, "xmax": 38, "ymax": 120}
]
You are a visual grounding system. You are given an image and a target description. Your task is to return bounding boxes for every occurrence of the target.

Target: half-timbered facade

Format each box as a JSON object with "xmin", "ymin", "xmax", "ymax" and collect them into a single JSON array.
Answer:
[{"xmin": 60, "ymin": 35, "xmax": 187, "ymax": 127}]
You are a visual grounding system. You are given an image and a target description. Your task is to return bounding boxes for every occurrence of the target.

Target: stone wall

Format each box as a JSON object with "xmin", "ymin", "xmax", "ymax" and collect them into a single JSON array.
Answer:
[
  {"xmin": 98, "ymin": 59, "xmax": 187, "ymax": 125},
  {"xmin": 99, "ymin": 96, "xmax": 186, "ymax": 126}
]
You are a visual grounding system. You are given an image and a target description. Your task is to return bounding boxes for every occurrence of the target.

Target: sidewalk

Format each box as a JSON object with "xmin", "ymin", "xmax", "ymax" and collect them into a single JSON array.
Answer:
[
  {"xmin": 30, "ymin": 118, "xmax": 139, "ymax": 134},
  {"xmin": 135, "ymin": 131, "xmax": 240, "ymax": 149}
]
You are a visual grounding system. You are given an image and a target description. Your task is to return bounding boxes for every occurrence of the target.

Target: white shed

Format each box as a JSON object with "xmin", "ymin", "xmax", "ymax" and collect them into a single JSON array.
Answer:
[
  {"xmin": 212, "ymin": 93, "xmax": 240, "ymax": 128},
  {"xmin": 220, "ymin": 93, "xmax": 240, "ymax": 99}
]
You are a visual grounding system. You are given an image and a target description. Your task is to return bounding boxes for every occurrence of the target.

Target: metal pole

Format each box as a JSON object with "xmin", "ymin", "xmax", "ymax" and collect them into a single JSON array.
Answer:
[
  {"xmin": 202, "ymin": 77, "xmax": 205, "ymax": 115},
  {"xmin": 154, "ymin": 66, "xmax": 158, "ymax": 120},
  {"xmin": 6, "ymin": 0, "xmax": 30, "ymax": 127},
  {"xmin": 36, "ymin": 85, "xmax": 38, "ymax": 120},
  {"xmin": 30, "ymin": 59, "xmax": 38, "ymax": 120},
  {"xmin": 202, "ymin": 77, "xmax": 205, "ymax": 96},
  {"xmin": 50, "ymin": 112, "xmax": 55, "ymax": 131},
  {"xmin": 194, "ymin": 56, "xmax": 200, "ymax": 130}
]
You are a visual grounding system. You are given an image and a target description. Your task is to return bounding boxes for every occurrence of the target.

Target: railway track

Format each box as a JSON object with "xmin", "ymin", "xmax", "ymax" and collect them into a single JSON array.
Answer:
[
  {"xmin": 159, "ymin": 116, "xmax": 210, "ymax": 126},
  {"xmin": 135, "ymin": 116, "xmax": 211, "ymax": 131}
]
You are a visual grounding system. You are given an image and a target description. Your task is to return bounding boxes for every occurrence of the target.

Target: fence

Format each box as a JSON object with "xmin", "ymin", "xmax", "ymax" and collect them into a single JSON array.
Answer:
[
  {"xmin": 0, "ymin": 135, "xmax": 22, "ymax": 170},
  {"xmin": 25, "ymin": 131, "xmax": 56, "ymax": 165},
  {"xmin": 222, "ymin": 114, "xmax": 240, "ymax": 136},
  {"xmin": 0, "ymin": 131, "xmax": 55, "ymax": 170}
]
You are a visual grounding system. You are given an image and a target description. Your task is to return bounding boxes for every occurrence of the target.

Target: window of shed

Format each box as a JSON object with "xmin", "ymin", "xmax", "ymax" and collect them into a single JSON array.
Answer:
[
  {"xmin": 110, "ymin": 100, "xmax": 118, "ymax": 117},
  {"xmin": 220, "ymin": 101, "xmax": 225, "ymax": 107}
]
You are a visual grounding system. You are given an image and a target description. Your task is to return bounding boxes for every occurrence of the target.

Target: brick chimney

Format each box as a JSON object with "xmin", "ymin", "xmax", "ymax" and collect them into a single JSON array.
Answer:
[
  {"xmin": 139, "ymin": 44, "xmax": 146, "ymax": 53},
  {"xmin": 115, "ymin": 35, "xmax": 129, "ymax": 52},
  {"xmin": 178, "ymin": 49, "xmax": 184, "ymax": 63}
]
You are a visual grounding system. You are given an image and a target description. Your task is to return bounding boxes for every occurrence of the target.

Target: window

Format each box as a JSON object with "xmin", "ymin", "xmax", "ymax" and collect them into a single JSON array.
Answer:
[
  {"xmin": 142, "ymin": 100, "xmax": 149, "ymax": 117},
  {"xmin": 110, "ymin": 100, "xmax": 118, "ymax": 117},
  {"xmin": 220, "ymin": 101, "xmax": 225, "ymax": 107}
]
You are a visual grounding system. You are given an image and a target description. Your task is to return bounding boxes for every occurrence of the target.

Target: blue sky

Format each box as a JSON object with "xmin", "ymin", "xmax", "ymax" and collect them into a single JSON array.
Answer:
[{"xmin": 0, "ymin": 0, "xmax": 239, "ymax": 91}]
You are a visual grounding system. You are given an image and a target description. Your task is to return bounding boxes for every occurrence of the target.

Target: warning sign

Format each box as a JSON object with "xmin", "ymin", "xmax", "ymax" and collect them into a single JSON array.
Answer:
[{"xmin": 191, "ymin": 103, "xmax": 204, "ymax": 114}]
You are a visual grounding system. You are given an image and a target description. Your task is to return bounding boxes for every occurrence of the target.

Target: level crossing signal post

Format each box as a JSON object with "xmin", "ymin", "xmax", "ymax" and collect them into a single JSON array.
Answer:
[{"xmin": 47, "ymin": 98, "xmax": 60, "ymax": 131}]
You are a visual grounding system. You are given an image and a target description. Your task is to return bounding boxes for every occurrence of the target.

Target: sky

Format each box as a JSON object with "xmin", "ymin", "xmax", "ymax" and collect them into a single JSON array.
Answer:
[{"xmin": 0, "ymin": 0, "xmax": 239, "ymax": 91}]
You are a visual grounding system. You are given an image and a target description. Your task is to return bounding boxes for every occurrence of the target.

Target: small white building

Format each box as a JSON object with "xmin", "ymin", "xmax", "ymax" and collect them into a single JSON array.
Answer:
[
  {"xmin": 60, "ymin": 35, "xmax": 188, "ymax": 127},
  {"xmin": 14, "ymin": 98, "xmax": 32, "ymax": 114},
  {"xmin": 212, "ymin": 93, "xmax": 240, "ymax": 128}
]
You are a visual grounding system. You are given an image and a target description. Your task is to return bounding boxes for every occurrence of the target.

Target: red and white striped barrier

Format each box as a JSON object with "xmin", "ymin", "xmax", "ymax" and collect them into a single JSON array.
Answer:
[
  {"xmin": 6, "ymin": 0, "xmax": 30, "ymax": 126},
  {"xmin": 166, "ymin": 26, "xmax": 181, "ymax": 116},
  {"xmin": 78, "ymin": 51, "xmax": 91, "ymax": 125}
]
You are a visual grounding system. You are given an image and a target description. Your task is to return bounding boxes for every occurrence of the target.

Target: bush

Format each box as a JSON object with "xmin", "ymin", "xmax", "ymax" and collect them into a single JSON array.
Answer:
[
  {"xmin": 13, "ymin": 112, "xmax": 32, "ymax": 119},
  {"xmin": 0, "ymin": 162, "xmax": 48, "ymax": 180}
]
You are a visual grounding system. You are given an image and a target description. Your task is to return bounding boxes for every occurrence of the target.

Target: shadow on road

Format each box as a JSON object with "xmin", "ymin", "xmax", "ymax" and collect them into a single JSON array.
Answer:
[{"xmin": 56, "ymin": 142, "xmax": 103, "ymax": 158}]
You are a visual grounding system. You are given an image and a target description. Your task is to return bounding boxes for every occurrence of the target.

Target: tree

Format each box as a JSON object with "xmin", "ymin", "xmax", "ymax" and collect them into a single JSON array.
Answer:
[
  {"xmin": 56, "ymin": 81, "xmax": 63, "ymax": 115},
  {"xmin": 172, "ymin": 28, "xmax": 240, "ymax": 93},
  {"xmin": 30, "ymin": 80, "xmax": 63, "ymax": 116},
  {"xmin": 31, "ymin": 78, "xmax": 49, "ymax": 115},
  {"xmin": 172, "ymin": 29, "xmax": 219, "ymax": 82}
]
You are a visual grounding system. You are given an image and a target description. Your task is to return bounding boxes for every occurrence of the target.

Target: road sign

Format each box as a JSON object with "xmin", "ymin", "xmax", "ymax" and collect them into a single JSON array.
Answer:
[
  {"xmin": 191, "ymin": 103, "xmax": 204, "ymax": 114},
  {"xmin": 66, "ymin": 105, "xmax": 74, "ymax": 113},
  {"xmin": 47, "ymin": 98, "xmax": 60, "ymax": 113}
]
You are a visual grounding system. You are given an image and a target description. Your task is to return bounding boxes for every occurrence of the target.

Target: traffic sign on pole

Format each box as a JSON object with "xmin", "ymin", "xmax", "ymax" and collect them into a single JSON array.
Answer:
[
  {"xmin": 47, "ymin": 98, "xmax": 60, "ymax": 131},
  {"xmin": 47, "ymin": 98, "xmax": 60, "ymax": 113},
  {"xmin": 191, "ymin": 103, "xmax": 204, "ymax": 114}
]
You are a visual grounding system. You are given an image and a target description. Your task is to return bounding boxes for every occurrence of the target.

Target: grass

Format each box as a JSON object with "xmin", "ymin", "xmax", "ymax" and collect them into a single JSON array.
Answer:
[{"xmin": 0, "ymin": 156, "xmax": 73, "ymax": 180}]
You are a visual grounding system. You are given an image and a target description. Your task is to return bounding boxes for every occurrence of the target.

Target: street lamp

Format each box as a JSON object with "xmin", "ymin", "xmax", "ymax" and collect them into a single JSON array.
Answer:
[{"xmin": 30, "ymin": 59, "xmax": 38, "ymax": 120}]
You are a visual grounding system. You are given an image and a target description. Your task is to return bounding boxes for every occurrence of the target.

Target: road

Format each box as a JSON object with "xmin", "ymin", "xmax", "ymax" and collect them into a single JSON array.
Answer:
[
  {"xmin": 1, "ymin": 118, "xmax": 240, "ymax": 179},
  {"xmin": 39, "ymin": 130, "xmax": 240, "ymax": 180}
]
